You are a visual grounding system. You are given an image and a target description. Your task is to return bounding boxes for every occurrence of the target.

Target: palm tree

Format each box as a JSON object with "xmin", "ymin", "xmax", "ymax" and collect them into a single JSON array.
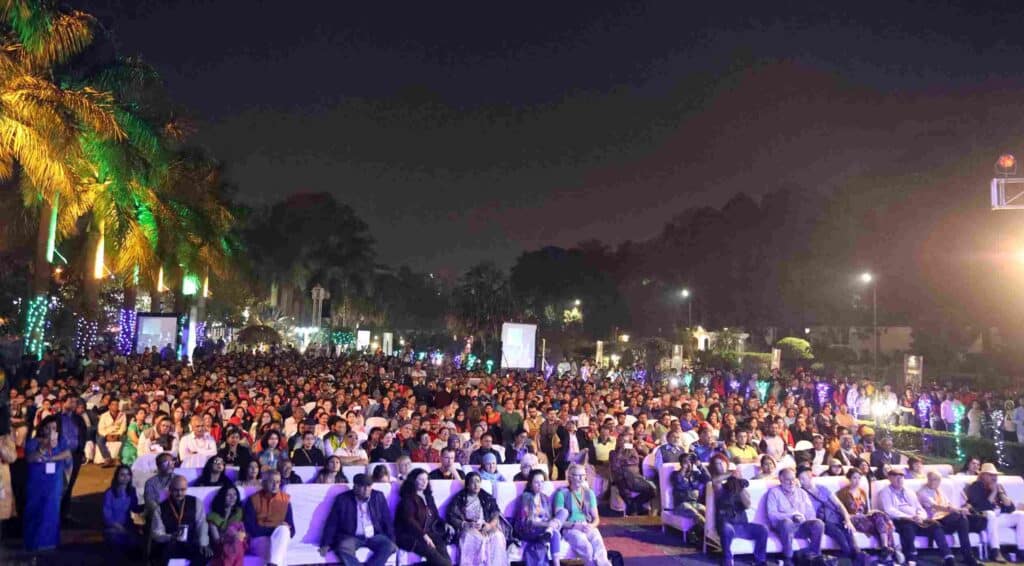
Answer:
[{"xmin": 0, "ymin": 1, "xmax": 123, "ymax": 295}]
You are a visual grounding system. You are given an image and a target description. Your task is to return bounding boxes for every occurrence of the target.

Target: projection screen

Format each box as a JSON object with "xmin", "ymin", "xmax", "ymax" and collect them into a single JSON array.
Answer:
[
  {"xmin": 135, "ymin": 314, "xmax": 178, "ymax": 354},
  {"xmin": 501, "ymin": 322, "xmax": 537, "ymax": 369}
]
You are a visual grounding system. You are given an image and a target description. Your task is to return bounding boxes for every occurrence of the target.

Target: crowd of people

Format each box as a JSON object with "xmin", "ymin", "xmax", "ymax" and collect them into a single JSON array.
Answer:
[{"xmin": 0, "ymin": 344, "xmax": 1021, "ymax": 566}]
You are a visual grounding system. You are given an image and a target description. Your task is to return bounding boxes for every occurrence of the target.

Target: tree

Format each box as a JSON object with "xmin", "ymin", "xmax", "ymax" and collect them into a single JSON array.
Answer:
[
  {"xmin": 0, "ymin": 1, "xmax": 124, "ymax": 294},
  {"xmin": 776, "ymin": 337, "xmax": 814, "ymax": 364},
  {"xmin": 243, "ymin": 192, "xmax": 374, "ymax": 326},
  {"xmin": 450, "ymin": 261, "xmax": 513, "ymax": 354}
]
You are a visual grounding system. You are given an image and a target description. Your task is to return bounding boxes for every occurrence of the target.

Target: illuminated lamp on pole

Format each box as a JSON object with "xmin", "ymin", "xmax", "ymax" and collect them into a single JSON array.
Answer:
[{"xmin": 996, "ymin": 153, "xmax": 1017, "ymax": 177}]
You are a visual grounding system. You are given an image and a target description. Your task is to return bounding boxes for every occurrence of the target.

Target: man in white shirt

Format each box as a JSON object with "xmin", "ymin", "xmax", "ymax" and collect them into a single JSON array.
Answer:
[
  {"xmin": 940, "ymin": 394, "xmax": 956, "ymax": 431},
  {"xmin": 334, "ymin": 430, "xmax": 368, "ymax": 465},
  {"xmin": 877, "ymin": 468, "xmax": 957, "ymax": 566},
  {"xmin": 917, "ymin": 472, "xmax": 982, "ymax": 565},
  {"xmin": 178, "ymin": 415, "xmax": 218, "ymax": 468},
  {"xmin": 96, "ymin": 398, "xmax": 127, "ymax": 466}
]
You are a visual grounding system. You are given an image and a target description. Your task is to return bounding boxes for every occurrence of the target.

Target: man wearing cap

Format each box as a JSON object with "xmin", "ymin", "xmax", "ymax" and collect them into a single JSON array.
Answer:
[
  {"xmin": 877, "ymin": 467, "xmax": 960, "ymax": 566},
  {"xmin": 320, "ymin": 473, "xmax": 396, "ymax": 566},
  {"xmin": 765, "ymin": 467, "xmax": 824, "ymax": 566},
  {"xmin": 965, "ymin": 463, "xmax": 1024, "ymax": 563}
]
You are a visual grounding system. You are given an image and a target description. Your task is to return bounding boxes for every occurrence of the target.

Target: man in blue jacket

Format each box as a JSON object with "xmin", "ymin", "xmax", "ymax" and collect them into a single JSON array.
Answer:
[{"xmin": 319, "ymin": 473, "xmax": 397, "ymax": 566}]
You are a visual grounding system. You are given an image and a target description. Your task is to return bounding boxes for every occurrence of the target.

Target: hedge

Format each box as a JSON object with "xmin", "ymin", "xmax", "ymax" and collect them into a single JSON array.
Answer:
[{"xmin": 862, "ymin": 422, "xmax": 1024, "ymax": 475}]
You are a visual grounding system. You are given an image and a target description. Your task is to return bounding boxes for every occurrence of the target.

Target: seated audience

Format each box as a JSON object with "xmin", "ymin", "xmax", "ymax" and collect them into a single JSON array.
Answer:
[
  {"xmin": 102, "ymin": 465, "xmax": 144, "ymax": 556},
  {"xmin": 319, "ymin": 473, "xmax": 397, "ymax": 566},
  {"xmin": 447, "ymin": 471, "xmax": 510, "ymax": 566},
  {"xmin": 395, "ymin": 468, "xmax": 453, "ymax": 566},
  {"xmin": 515, "ymin": 469, "xmax": 567, "ymax": 566},
  {"xmin": 150, "ymin": 475, "xmax": 213, "ymax": 565},
  {"xmin": 243, "ymin": 470, "xmax": 295, "ymax": 566},
  {"xmin": 765, "ymin": 467, "xmax": 824, "ymax": 566},
  {"xmin": 553, "ymin": 464, "xmax": 612, "ymax": 566},
  {"xmin": 207, "ymin": 484, "xmax": 246, "ymax": 566},
  {"xmin": 964, "ymin": 463, "xmax": 1024, "ymax": 563}
]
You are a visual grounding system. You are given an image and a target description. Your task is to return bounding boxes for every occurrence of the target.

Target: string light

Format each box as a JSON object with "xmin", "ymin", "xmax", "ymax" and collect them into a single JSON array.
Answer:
[
  {"xmin": 953, "ymin": 403, "xmax": 965, "ymax": 462},
  {"xmin": 815, "ymin": 381, "xmax": 831, "ymax": 409},
  {"xmin": 23, "ymin": 295, "xmax": 50, "ymax": 359},
  {"xmin": 73, "ymin": 316, "xmax": 98, "ymax": 354},
  {"xmin": 756, "ymin": 379, "xmax": 770, "ymax": 403},
  {"xmin": 916, "ymin": 396, "xmax": 934, "ymax": 429},
  {"xmin": 117, "ymin": 308, "xmax": 137, "ymax": 355},
  {"xmin": 992, "ymin": 408, "xmax": 1007, "ymax": 469}
]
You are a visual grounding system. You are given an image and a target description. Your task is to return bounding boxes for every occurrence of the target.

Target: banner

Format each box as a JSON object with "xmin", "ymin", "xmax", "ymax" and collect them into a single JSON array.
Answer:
[
  {"xmin": 904, "ymin": 354, "xmax": 923, "ymax": 389},
  {"xmin": 770, "ymin": 348, "xmax": 782, "ymax": 371},
  {"xmin": 382, "ymin": 332, "xmax": 393, "ymax": 356}
]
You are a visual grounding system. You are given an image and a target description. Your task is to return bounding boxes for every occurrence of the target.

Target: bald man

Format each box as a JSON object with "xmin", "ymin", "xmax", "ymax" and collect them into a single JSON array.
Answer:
[{"xmin": 150, "ymin": 475, "xmax": 212, "ymax": 565}]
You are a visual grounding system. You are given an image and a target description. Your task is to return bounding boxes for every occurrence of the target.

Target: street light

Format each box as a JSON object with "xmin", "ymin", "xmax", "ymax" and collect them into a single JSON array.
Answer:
[
  {"xmin": 573, "ymin": 299, "xmax": 581, "ymax": 306},
  {"xmin": 680, "ymin": 288, "xmax": 692, "ymax": 328},
  {"xmin": 859, "ymin": 272, "xmax": 878, "ymax": 377}
]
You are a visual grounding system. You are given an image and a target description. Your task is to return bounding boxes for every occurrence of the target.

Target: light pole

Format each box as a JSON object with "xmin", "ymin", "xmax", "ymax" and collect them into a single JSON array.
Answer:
[
  {"xmin": 311, "ymin": 284, "xmax": 330, "ymax": 327},
  {"xmin": 860, "ymin": 273, "xmax": 878, "ymax": 377},
  {"xmin": 680, "ymin": 289, "xmax": 692, "ymax": 328}
]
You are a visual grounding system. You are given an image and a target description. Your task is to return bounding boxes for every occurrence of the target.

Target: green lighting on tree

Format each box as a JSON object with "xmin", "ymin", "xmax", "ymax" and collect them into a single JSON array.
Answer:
[
  {"xmin": 45, "ymin": 194, "xmax": 58, "ymax": 263},
  {"xmin": 24, "ymin": 295, "xmax": 50, "ymax": 359},
  {"xmin": 182, "ymin": 273, "xmax": 200, "ymax": 296}
]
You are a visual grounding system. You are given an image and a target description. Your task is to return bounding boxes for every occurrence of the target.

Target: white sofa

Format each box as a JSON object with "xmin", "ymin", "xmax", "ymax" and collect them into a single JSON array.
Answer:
[{"xmin": 167, "ymin": 478, "xmax": 578, "ymax": 565}]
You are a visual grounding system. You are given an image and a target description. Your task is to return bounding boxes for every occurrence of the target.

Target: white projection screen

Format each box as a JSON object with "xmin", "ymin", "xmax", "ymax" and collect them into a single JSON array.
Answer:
[
  {"xmin": 501, "ymin": 322, "xmax": 537, "ymax": 369},
  {"xmin": 136, "ymin": 314, "xmax": 178, "ymax": 354}
]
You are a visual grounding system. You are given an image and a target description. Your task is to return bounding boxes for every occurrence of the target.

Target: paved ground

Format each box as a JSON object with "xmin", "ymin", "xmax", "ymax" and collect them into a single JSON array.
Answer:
[{"xmin": 0, "ymin": 464, "xmax": 988, "ymax": 565}]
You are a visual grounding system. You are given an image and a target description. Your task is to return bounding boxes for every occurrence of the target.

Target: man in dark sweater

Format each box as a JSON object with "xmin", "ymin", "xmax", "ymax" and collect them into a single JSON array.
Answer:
[{"xmin": 150, "ymin": 475, "xmax": 212, "ymax": 565}]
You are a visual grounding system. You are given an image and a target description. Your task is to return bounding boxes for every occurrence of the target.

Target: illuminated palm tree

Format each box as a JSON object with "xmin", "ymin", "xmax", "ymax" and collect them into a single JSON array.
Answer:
[{"xmin": 0, "ymin": 0, "xmax": 123, "ymax": 294}]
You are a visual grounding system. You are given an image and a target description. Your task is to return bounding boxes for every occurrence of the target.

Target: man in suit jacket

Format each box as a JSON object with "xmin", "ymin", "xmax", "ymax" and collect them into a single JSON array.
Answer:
[
  {"xmin": 319, "ymin": 473, "xmax": 396, "ymax": 566},
  {"xmin": 555, "ymin": 418, "xmax": 593, "ymax": 480}
]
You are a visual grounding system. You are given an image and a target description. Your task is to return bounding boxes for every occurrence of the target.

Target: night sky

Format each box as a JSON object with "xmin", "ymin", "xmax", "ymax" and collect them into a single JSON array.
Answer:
[{"xmin": 77, "ymin": 0, "xmax": 1024, "ymax": 272}]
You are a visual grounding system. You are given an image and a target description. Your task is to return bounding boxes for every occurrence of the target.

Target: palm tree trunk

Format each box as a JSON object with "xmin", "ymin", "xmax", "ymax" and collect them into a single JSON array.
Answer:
[
  {"xmin": 32, "ymin": 199, "xmax": 56, "ymax": 295},
  {"xmin": 83, "ymin": 219, "xmax": 102, "ymax": 321}
]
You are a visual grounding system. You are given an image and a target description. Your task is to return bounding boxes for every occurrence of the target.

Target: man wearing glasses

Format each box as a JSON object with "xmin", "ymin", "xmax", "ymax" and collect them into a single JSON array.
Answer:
[
  {"xmin": 335, "ymin": 431, "xmax": 369, "ymax": 466},
  {"xmin": 554, "ymin": 464, "xmax": 613, "ymax": 566}
]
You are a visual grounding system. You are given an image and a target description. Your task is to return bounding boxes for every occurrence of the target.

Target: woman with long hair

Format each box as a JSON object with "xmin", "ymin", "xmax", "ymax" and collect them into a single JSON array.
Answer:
[
  {"xmin": 257, "ymin": 430, "xmax": 283, "ymax": 471},
  {"xmin": 315, "ymin": 455, "xmax": 349, "ymax": 484},
  {"xmin": 208, "ymin": 484, "xmax": 246, "ymax": 566},
  {"xmin": 396, "ymin": 468, "xmax": 452, "ymax": 566},
  {"xmin": 102, "ymin": 465, "xmax": 144, "ymax": 556},
  {"xmin": 238, "ymin": 460, "xmax": 262, "ymax": 488},
  {"xmin": 447, "ymin": 471, "xmax": 510, "ymax": 566},
  {"xmin": 195, "ymin": 455, "xmax": 233, "ymax": 488},
  {"xmin": 515, "ymin": 469, "xmax": 566, "ymax": 566}
]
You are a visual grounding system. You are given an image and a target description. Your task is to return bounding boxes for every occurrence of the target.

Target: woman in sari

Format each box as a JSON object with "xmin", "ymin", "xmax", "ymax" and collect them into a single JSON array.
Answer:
[
  {"xmin": 447, "ymin": 471, "xmax": 510, "ymax": 566},
  {"xmin": 515, "ymin": 469, "xmax": 567, "ymax": 566},
  {"xmin": 836, "ymin": 468, "xmax": 900, "ymax": 564},
  {"xmin": 119, "ymin": 408, "xmax": 148, "ymax": 467},
  {"xmin": 208, "ymin": 484, "xmax": 247, "ymax": 566},
  {"xmin": 24, "ymin": 416, "xmax": 71, "ymax": 551}
]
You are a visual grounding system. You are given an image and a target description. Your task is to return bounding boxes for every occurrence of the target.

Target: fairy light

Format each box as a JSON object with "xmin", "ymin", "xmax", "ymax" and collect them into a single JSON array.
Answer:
[
  {"xmin": 23, "ymin": 295, "xmax": 50, "ymax": 359},
  {"xmin": 74, "ymin": 316, "xmax": 98, "ymax": 354},
  {"xmin": 116, "ymin": 308, "xmax": 136, "ymax": 354},
  {"xmin": 757, "ymin": 379, "xmax": 770, "ymax": 403},
  {"xmin": 916, "ymin": 396, "xmax": 933, "ymax": 429},
  {"xmin": 953, "ymin": 403, "xmax": 965, "ymax": 462},
  {"xmin": 815, "ymin": 381, "xmax": 831, "ymax": 409},
  {"xmin": 196, "ymin": 321, "xmax": 207, "ymax": 348},
  {"xmin": 992, "ymin": 408, "xmax": 1007, "ymax": 469}
]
